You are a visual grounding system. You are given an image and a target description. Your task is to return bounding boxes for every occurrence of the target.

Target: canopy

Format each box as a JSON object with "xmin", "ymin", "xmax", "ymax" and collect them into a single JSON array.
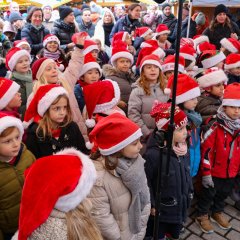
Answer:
[
  {"xmin": 30, "ymin": 0, "xmax": 72, "ymax": 8},
  {"xmin": 138, "ymin": 0, "xmax": 158, "ymax": 5},
  {"xmin": 0, "ymin": 0, "xmax": 30, "ymax": 7},
  {"xmin": 192, "ymin": 0, "xmax": 240, "ymax": 7}
]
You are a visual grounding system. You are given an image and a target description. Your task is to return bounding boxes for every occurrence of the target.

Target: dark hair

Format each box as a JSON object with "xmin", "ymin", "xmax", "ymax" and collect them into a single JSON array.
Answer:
[
  {"xmin": 26, "ymin": 7, "xmax": 43, "ymax": 23},
  {"xmin": 128, "ymin": 3, "xmax": 141, "ymax": 12}
]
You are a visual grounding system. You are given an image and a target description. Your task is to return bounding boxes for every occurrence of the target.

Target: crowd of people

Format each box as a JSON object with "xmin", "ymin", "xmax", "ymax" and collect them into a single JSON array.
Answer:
[{"xmin": 0, "ymin": 1, "xmax": 240, "ymax": 240}]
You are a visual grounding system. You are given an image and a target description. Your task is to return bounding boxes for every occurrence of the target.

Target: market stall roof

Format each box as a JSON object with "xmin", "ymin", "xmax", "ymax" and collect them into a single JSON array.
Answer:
[
  {"xmin": 138, "ymin": 0, "xmax": 158, "ymax": 5},
  {"xmin": 0, "ymin": 0, "xmax": 30, "ymax": 8},
  {"xmin": 192, "ymin": 0, "xmax": 240, "ymax": 7},
  {"xmin": 30, "ymin": 0, "xmax": 72, "ymax": 8}
]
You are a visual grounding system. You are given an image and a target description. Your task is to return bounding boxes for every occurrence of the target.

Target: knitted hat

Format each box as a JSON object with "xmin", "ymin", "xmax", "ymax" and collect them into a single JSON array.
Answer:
[
  {"xmin": 112, "ymin": 31, "xmax": 129, "ymax": 45},
  {"xmin": 162, "ymin": 55, "xmax": 185, "ymax": 74},
  {"xmin": 155, "ymin": 24, "xmax": 170, "ymax": 37},
  {"xmin": 5, "ymin": 47, "xmax": 31, "ymax": 71},
  {"xmin": 140, "ymin": 54, "xmax": 162, "ymax": 73},
  {"xmin": 220, "ymin": 38, "xmax": 240, "ymax": 54},
  {"xmin": 0, "ymin": 112, "xmax": 24, "ymax": 137},
  {"xmin": 180, "ymin": 38, "xmax": 194, "ymax": 48},
  {"xmin": 111, "ymin": 41, "xmax": 133, "ymax": 67},
  {"xmin": 0, "ymin": 78, "xmax": 20, "ymax": 110},
  {"xmin": 196, "ymin": 41, "xmax": 216, "ymax": 55},
  {"xmin": 17, "ymin": 148, "xmax": 96, "ymax": 240},
  {"xmin": 214, "ymin": 4, "xmax": 228, "ymax": 18},
  {"xmin": 31, "ymin": 57, "xmax": 55, "ymax": 80},
  {"xmin": 164, "ymin": 74, "xmax": 200, "ymax": 104},
  {"xmin": 197, "ymin": 67, "xmax": 228, "ymax": 89},
  {"xmin": 89, "ymin": 113, "xmax": 142, "ymax": 155},
  {"xmin": 150, "ymin": 101, "xmax": 188, "ymax": 131},
  {"xmin": 59, "ymin": 6, "xmax": 73, "ymax": 20},
  {"xmin": 43, "ymin": 34, "xmax": 60, "ymax": 48},
  {"xmin": 83, "ymin": 79, "xmax": 120, "ymax": 128},
  {"xmin": 83, "ymin": 39, "xmax": 98, "ymax": 55},
  {"xmin": 161, "ymin": 3, "xmax": 172, "ymax": 12},
  {"xmin": 195, "ymin": 12, "xmax": 206, "ymax": 26},
  {"xmin": 24, "ymin": 85, "xmax": 68, "ymax": 127},
  {"xmin": 193, "ymin": 35, "xmax": 209, "ymax": 50},
  {"xmin": 9, "ymin": 11, "xmax": 22, "ymax": 23},
  {"xmin": 135, "ymin": 27, "xmax": 152, "ymax": 38},
  {"xmin": 13, "ymin": 39, "xmax": 30, "ymax": 49},
  {"xmin": 79, "ymin": 53, "xmax": 102, "ymax": 78},
  {"xmin": 140, "ymin": 39, "xmax": 159, "ymax": 49},
  {"xmin": 42, "ymin": 4, "xmax": 53, "ymax": 10},
  {"xmin": 200, "ymin": 50, "xmax": 226, "ymax": 69},
  {"xmin": 179, "ymin": 44, "xmax": 196, "ymax": 63},
  {"xmin": 224, "ymin": 53, "xmax": 240, "ymax": 70},
  {"xmin": 222, "ymin": 83, "xmax": 240, "ymax": 107}
]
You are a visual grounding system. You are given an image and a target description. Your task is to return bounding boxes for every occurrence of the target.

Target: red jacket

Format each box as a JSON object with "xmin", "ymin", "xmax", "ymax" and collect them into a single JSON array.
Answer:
[{"xmin": 201, "ymin": 121, "xmax": 240, "ymax": 178}]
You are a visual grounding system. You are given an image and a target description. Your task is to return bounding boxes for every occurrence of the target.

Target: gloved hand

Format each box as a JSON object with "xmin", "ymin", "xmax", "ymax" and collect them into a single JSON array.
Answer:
[{"xmin": 202, "ymin": 175, "xmax": 214, "ymax": 188}]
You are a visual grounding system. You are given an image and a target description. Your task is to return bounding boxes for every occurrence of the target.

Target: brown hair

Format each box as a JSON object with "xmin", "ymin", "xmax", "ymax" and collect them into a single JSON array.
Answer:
[
  {"xmin": 128, "ymin": 3, "xmax": 141, "ymax": 12},
  {"xmin": 27, "ymin": 7, "xmax": 43, "ymax": 23},
  {"xmin": 36, "ymin": 95, "xmax": 72, "ymax": 139},
  {"xmin": 0, "ymin": 127, "xmax": 17, "ymax": 138},
  {"xmin": 209, "ymin": 15, "xmax": 233, "ymax": 32}
]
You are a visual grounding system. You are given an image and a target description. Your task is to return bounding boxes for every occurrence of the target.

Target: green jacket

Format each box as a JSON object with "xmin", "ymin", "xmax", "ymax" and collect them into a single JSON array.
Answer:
[{"xmin": 0, "ymin": 144, "xmax": 35, "ymax": 238}]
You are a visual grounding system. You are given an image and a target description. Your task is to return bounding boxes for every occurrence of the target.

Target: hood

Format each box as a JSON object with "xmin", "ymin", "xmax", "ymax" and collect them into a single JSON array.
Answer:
[
  {"xmin": 73, "ymin": 8, "xmax": 81, "ymax": 17},
  {"xmin": 102, "ymin": 64, "xmax": 116, "ymax": 77}
]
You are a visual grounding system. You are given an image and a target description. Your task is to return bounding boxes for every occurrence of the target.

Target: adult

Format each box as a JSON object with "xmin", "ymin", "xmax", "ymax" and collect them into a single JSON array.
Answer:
[
  {"xmin": 109, "ymin": 3, "xmax": 142, "ymax": 41},
  {"xmin": 9, "ymin": 11, "xmax": 24, "ymax": 40},
  {"xmin": 21, "ymin": 7, "xmax": 50, "ymax": 56},
  {"xmin": 192, "ymin": 12, "xmax": 209, "ymax": 35},
  {"xmin": 4, "ymin": 1, "xmax": 20, "ymax": 21},
  {"xmin": 42, "ymin": 4, "xmax": 54, "ymax": 31},
  {"xmin": 203, "ymin": 4, "xmax": 240, "ymax": 49},
  {"xmin": 52, "ymin": 6, "xmax": 77, "ymax": 53},
  {"xmin": 78, "ymin": 8, "xmax": 95, "ymax": 37},
  {"xmin": 114, "ymin": 4, "xmax": 126, "ymax": 21},
  {"xmin": 143, "ymin": 5, "xmax": 159, "ymax": 32}
]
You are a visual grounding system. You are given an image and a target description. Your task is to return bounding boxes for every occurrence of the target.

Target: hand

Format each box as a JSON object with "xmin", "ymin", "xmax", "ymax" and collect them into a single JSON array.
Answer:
[
  {"xmin": 67, "ymin": 42, "xmax": 75, "ymax": 49},
  {"xmin": 202, "ymin": 175, "xmax": 214, "ymax": 188},
  {"xmin": 118, "ymin": 100, "xmax": 127, "ymax": 109},
  {"xmin": 128, "ymin": 45, "xmax": 135, "ymax": 54},
  {"xmin": 231, "ymin": 33, "xmax": 238, "ymax": 40},
  {"xmin": 151, "ymin": 208, "xmax": 156, "ymax": 216}
]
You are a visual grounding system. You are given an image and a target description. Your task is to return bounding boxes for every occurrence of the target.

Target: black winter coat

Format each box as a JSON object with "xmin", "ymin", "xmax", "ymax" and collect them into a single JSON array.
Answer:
[
  {"xmin": 227, "ymin": 73, "xmax": 240, "ymax": 85},
  {"xmin": 21, "ymin": 23, "xmax": 49, "ymax": 55},
  {"xmin": 26, "ymin": 121, "xmax": 87, "ymax": 159},
  {"xmin": 144, "ymin": 132, "xmax": 193, "ymax": 224},
  {"xmin": 157, "ymin": 13, "xmax": 177, "ymax": 35}
]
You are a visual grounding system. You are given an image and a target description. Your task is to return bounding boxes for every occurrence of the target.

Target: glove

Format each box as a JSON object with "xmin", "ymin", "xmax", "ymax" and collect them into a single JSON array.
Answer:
[{"xmin": 202, "ymin": 175, "xmax": 214, "ymax": 188}]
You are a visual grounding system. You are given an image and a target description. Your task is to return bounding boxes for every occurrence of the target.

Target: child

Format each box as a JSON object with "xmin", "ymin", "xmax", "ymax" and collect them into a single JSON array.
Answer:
[
  {"xmin": 144, "ymin": 102, "xmax": 193, "ymax": 240},
  {"xmin": 0, "ymin": 113, "xmax": 35, "ymax": 239},
  {"xmin": 25, "ymin": 84, "xmax": 87, "ymax": 158},
  {"xmin": 154, "ymin": 24, "xmax": 171, "ymax": 50},
  {"xmin": 196, "ymin": 83, "xmax": 240, "ymax": 233},
  {"xmin": 88, "ymin": 113, "xmax": 150, "ymax": 240},
  {"xmin": 13, "ymin": 39, "xmax": 31, "ymax": 53},
  {"xmin": 93, "ymin": 38, "xmax": 109, "ymax": 67},
  {"xmin": 134, "ymin": 26, "xmax": 153, "ymax": 52},
  {"xmin": 224, "ymin": 53, "xmax": 240, "ymax": 84},
  {"xmin": 103, "ymin": 40, "xmax": 136, "ymax": 114},
  {"xmin": 12, "ymin": 148, "xmax": 102, "ymax": 240},
  {"xmin": 83, "ymin": 39, "xmax": 99, "ymax": 60},
  {"xmin": 128, "ymin": 54, "xmax": 169, "ymax": 143},
  {"xmin": 220, "ymin": 37, "xmax": 240, "ymax": 56},
  {"xmin": 5, "ymin": 47, "xmax": 32, "ymax": 118}
]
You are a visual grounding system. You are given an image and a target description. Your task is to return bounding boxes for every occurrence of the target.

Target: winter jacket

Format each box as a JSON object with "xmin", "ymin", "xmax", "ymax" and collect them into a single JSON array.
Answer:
[
  {"xmin": 78, "ymin": 17, "xmax": 95, "ymax": 37},
  {"xmin": 128, "ymin": 81, "xmax": 169, "ymax": 138},
  {"xmin": 203, "ymin": 21, "xmax": 240, "ymax": 49},
  {"xmin": 157, "ymin": 13, "xmax": 177, "ymax": 35},
  {"xmin": 192, "ymin": 12, "xmax": 209, "ymax": 35},
  {"xmin": 26, "ymin": 121, "xmax": 87, "ymax": 159},
  {"xmin": 143, "ymin": 12, "xmax": 159, "ymax": 32},
  {"xmin": 88, "ymin": 157, "xmax": 150, "ymax": 240},
  {"xmin": 201, "ymin": 118, "xmax": 240, "ymax": 178},
  {"xmin": 0, "ymin": 144, "xmax": 35, "ymax": 237},
  {"xmin": 144, "ymin": 133, "xmax": 193, "ymax": 224},
  {"xmin": 21, "ymin": 23, "xmax": 49, "ymax": 55},
  {"xmin": 74, "ymin": 84, "xmax": 85, "ymax": 113},
  {"xmin": 73, "ymin": 7, "xmax": 82, "ymax": 26},
  {"xmin": 227, "ymin": 73, "xmax": 240, "ymax": 85}
]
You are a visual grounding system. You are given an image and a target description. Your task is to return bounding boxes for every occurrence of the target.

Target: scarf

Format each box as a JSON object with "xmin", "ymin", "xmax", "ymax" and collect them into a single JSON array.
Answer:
[
  {"xmin": 60, "ymin": 20, "xmax": 75, "ymax": 32},
  {"xmin": 103, "ymin": 23, "xmax": 114, "ymax": 46},
  {"xmin": 11, "ymin": 71, "xmax": 33, "ymax": 99},
  {"xmin": 116, "ymin": 155, "xmax": 150, "ymax": 234},
  {"xmin": 172, "ymin": 142, "xmax": 188, "ymax": 156},
  {"xmin": 217, "ymin": 106, "xmax": 240, "ymax": 131},
  {"xmin": 43, "ymin": 49, "xmax": 61, "ymax": 61},
  {"xmin": 185, "ymin": 110, "xmax": 202, "ymax": 128},
  {"xmin": 31, "ymin": 24, "xmax": 43, "ymax": 30}
]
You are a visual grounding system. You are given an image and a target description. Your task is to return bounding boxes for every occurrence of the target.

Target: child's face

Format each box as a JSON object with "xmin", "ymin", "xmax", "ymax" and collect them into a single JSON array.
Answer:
[
  {"xmin": 125, "ymin": 34, "xmax": 132, "ymax": 46},
  {"xmin": 6, "ymin": 92, "xmax": 22, "ymax": 109},
  {"xmin": 206, "ymin": 82, "xmax": 224, "ymax": 98},
  {"xmin": 120, "ymin": 138, "xmax": 142, "ymax": 159},
  {"xmin": 43, "ymin": 62, "xmax": 58, "ymax": 84},
  {"xmin": 143, "ymin": 64, "xmax": 160, "ymax": 82},
  {"xmin": 91, "ymin": 49, "xmax": 99, "ymax": 60},
  {"xmin": 173, "ymin": 125, "xmax": 187, "ymax": 144},
  {"xmin": 46, "ymin": 41, "xmax": 59, "ymax": 53},
  {"xmin": 144, "ymin": 32, "xmax": 153, "ymax": 41},
  {"xmin": 19, "ymin": 44, "xmax": 31, "ymax": 53},
  {"xmin": 183, "ymin": 98, "xmax": 198, "ymax": 111},
  {"xmin": 115, "ymin": 57, "xmax": 131, "ymax": 72},
  {"xmin": 82, "ymin": 69, "xmax": 100, "ymax": 84},
  {"xmin": 229, "ymin": 67, "xmax": 240, "ymax": 77},
  {"xmin": 164, "ymin": 70, "xmax": 174, "ymax": 80},
  {"xmin": 49, "ymin": 96, "xmax": 68, "ymax": 125},
  {"xmin": 15, "ymin": 55, "xmax": 30, "ymax": 74},
  {"xmin": 224, "ymin": 106, "xmax": 240, "ymax": 120},
  {"xmin": 158, "ymin": 33, "xmax": 168, "ymax": 43},
  {"xmin": 214, "ymin": 61, "xmax": 224, "ymax": 69},
  {"xmin": 0, "ymin": 128, "xmax": 21, "ymax": 159}
]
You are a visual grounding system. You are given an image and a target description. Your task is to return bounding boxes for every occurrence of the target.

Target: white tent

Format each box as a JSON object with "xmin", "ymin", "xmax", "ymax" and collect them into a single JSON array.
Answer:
[{"xmin": 192, "ymin": 0, "xmax": 240, "ymax": 7}]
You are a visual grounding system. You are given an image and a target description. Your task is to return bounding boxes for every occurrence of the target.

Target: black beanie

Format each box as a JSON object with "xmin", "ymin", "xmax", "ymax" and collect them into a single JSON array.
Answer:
[
  {"xmin": 59, "ymin": 6, "xmax": 73, "ymax": 20},
  {"xmin": 214, "ymin": 4, "xmax": 228, "ymax": 18},
  {"xmin": 161, "ymin": 3, "xmax": 172, "ymax": 12}
]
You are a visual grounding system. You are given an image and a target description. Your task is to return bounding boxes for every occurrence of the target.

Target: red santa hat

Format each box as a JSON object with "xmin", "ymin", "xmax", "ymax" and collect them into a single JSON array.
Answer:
[
  {"xmin": 180, "ymin": 38, "xmax": 194, "ymax": 48},
  {"xmin": 140, "ymin": 54, "xmax": 162, "ymax": 73},
  {"xmin": 162, "ymin": 55, "xmax": 185, "ymax": 73},
  {"xmin": 111, "ymin": 41, "xmax": 133, "ymax": 67},
  {"xmin": 13, "ymin": 39, "xmax": 30, "ymax": 48},
  {"xmin": 179, "ymin": 44, "xmax": 197, "ymax": 63},
  {"xmin": 140, "ymin": 39, "xmax": 159, "ymax": 49},
  {"xmin": 31, "ymin": 57, "xmax": 55, "ymax": 80},
  {"xmin": 201, "ymin": 50, "xmax": 226, "ymax": 69},
  {"xmin": 79, "ymin": 53, "xmax": 102, "ymax": 78},
  {"xmin": 24, "ymin": 85, "xmax": 68, "ymax": 127},
  {"xmin": 224, "ymin": 53, "xmax": 240, "ymax": 70},
  {"xmin": 196, "ymin": 41, "xmax": 216, "ymax": 55},
  {"xmin": 17, "ymin": 148, "xmax": 96, "ymax": 240},
  {"xmin": 5, "ymin": 47, "xmax": 31, "ymax": 71},
  {"xmin": 222, "ymin": 83, "xmax": 240, "ymax": 107},
  {"xmin": 71, "ymin": 32, "xmax": 90, "ymax": 44},
  {"xmin": 43, "ymin": 34, "xmax": 60, "ymax": 48},
  {"xmin": 89, "ymin": 113, "xmax": 142, "ymax": 155},
  {"xmin": 155, "ymin": 24, "xmax": 170, "ymax": 37},
  {"xmin": 0, "ymin": 78, "xmax": 20, "ymax": 110},
  {"xmin": 0, "ymin": 112, "xmax": 24, "ymax": 138},
  {"xmin": 135, "ymin": 27, "xmax": 152, "ymax": 38},
  {"xmin": 193, "ymin": 35, "xmax": 209, "ymax": 49},
  {"xmin": 197, "ymin": 67, "xmax": 228, "ymax": 89},
  {"xmin": 220, "ymin": 37, "xmax": 240, "ymax": 54},
  {"xmin": 164, "ymin": 73, "xmax": 200, "ymax": 104},
  {"xmin": 83, "ymin": 39, "xmax": 99, "ymax": 55},
  {"xmin": 112, "ymin": 31, "xmax": 130, "ymax": 45},
  {"xmin": 150, "ymin": 101, "xmax": 188, "ymax": 131}
]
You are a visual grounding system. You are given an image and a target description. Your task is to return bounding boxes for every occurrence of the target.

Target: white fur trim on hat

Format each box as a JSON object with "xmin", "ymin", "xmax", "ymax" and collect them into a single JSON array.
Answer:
[
  {"xmin": 155, "ymin": 30, "xmax": 170, "ymax": 38},
  {"xmin": 36, "ymin": 58, "xmax": 55, "ymax": 80},
  {"xmin": 122, "ymin": 32, "xmax": 129, "ymax": 41},
  {"xmin": 111, "ymin": 51, "xmax": 134, "ymax": 66},
  {"xmin": 38, "ymin": 87, "xmax": 68, "ymax": 116},
  {"xmin": 140, "ymin": 59, "xmax": 162, "ymax": 73},
  {"xmin": 201, "ymin": 51, "xmax": 226, "ymax": 69},
  {"xmin": 220, "ymin": 38, "xmax": 238, "ymax": 53},
  {"xmin": 193, "ymin": 35, "xmax": 209, "ymax": 49},
  {"xmin": 8, "ymin": 50, "xmax": 31, "ymax": 71},
  {"xmin": 152, "ymin": 48, "xmax": 166, "ymax": 59},
  {"xmin": 16, "ymin": 41, "xmax": 30, "ymax": 48},
  {"xmin": 176, "ymin": 87, "xmax": 201, "ymax": 104},
  {"xmin": 162, "ymin": 63, "xmax": 185, "ymax": 73},
  {"xmin": 83, "ymin": 45, "xmax": 99, "ymax": 55},
  {"xmin": 197, "ymin": 70, "xmax": 228, "ymax": 88},
  {"xmin": 225, "ymin": 61, "xmax": 240, "ymax": 70},
  {"xmin": 0, "ymin": 116, "xmax": 24, "ymax": 137},
  {"xmin": 141, "ymin": 28, "xmax": 153, "ymax": 38},
  {"xmin": 0, "ymin": 81, "xmax": 20, "ymax": 110},
  {"xmin": 222, "ymin": 99, "xmax": 240, "ymax": 107},
  {"xmin": 180, "ymin": 52, "xmax": 196, "ymax": 63},
  {"xmin": 54, "ymin": 148, "xmax": 97, "ymax": 212},
  {"xmin": 79, "ymin": 62, "xmax": 102, "ymax": 78},
  {"xmin": 99, "ymin": 128, "xmax": 142, "ymax": 155},
  {"xmin": 43, "ymin": 35, "xmax": 60, "ymax": 48}
]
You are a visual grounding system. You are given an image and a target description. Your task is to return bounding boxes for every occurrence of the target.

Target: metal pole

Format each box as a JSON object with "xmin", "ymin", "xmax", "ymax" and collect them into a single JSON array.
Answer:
[{"xmin": 186, "ymin": 0, "xmax": 193, "ymax": 38}]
